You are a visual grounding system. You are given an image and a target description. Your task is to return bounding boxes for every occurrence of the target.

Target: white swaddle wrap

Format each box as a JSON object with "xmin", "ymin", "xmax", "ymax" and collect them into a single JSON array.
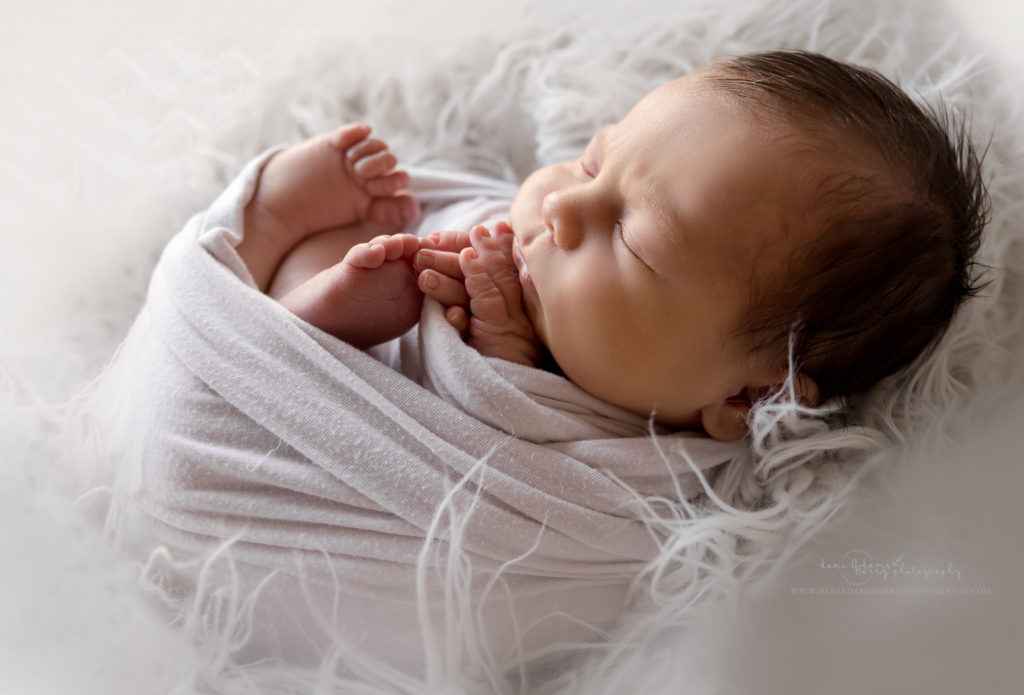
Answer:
[{"xmin": 99, "ymin": 151, "xmax": 743, "ymax": 671}]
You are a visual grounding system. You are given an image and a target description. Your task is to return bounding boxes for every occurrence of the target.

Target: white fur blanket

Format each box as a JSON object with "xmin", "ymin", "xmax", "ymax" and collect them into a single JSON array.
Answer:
[{"xmin": 2, "ymin": 0, "xmax": 1022, "ymax": 692}]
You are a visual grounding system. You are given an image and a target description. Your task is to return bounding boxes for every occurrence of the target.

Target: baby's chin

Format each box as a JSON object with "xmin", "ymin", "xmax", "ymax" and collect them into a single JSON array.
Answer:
[
  {"xmin": 511, "ymin": 282, "xmax": 558, "ymax": 374},
  {"xmin": 545, "ymin": 352, "xmax": 703, "ymax": 428}
]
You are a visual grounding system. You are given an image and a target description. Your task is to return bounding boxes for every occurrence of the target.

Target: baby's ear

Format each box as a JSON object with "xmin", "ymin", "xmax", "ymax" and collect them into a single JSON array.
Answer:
[{"xmin": 699, "ymin": 372, "xmax": 819, "ymax": 441}]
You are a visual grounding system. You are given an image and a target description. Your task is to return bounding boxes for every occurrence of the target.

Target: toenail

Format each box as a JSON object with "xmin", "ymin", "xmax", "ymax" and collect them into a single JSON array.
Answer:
[
  {"xmin": 415, "ymin": 250, "xmax": 434, "ymax": 270},
  {"xmin": 423, "ymin": 272, "xmax": 439, "ymax": 290}
]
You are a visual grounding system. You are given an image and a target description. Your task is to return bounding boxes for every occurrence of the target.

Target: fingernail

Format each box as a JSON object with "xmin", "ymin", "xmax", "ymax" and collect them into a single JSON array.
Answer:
[
  {"xmin": 422, "ymin": 271, "xmax": 439, "ymax": 290},
  {"xmin": 415, "ymin": 250, "xmax": 434, "ymax": 270}
]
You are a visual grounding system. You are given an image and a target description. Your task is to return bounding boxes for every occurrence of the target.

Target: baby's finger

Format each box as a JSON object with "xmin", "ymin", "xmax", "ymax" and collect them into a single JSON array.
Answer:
[
  {"xmin": 469, "ymin": 227, "xmax": 522, "ymax": 314},
  {"xmin": 445, "ymin": 305, "xmax": 469, "ymax": 338},
  {"xmin": 461, "ymin": 248, "xmax": 510, "ymax": 322},
  {"xmin": 427, "ymin": 229, "xmax": 475, "ymax": 253},
  {"xmin": 414, "ymin": 249, "xmax": 463, "ymax": 280},
  {"xmin": 419, "ymin": 269, "xmax": 470, "ymax": 308},
  {"xmin": 491, "ymin": 221, "xmax": 516, "ymax": 264}
]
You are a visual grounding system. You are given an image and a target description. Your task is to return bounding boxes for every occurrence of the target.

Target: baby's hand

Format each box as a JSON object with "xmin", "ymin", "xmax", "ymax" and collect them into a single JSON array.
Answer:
[
  {"xmin": 414, "ymin": 226, "xmax": 513, "ymax": 331},
  {"xmin": 413, "ymin": 229, "xmax": 474, "ymax": 328},
  {"xmin": 458, "ymin": 224, "xmax": 542, "ymax": 367}
]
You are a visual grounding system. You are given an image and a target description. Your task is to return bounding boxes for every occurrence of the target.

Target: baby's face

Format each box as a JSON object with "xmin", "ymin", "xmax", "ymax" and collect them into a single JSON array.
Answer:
[{"xmin": 508, "ymin": 73, "xmax": 815, "ymax": 429}]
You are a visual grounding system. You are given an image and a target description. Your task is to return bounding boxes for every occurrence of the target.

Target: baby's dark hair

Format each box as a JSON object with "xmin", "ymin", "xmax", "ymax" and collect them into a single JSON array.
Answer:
[{"xmin": 707, "ymin": 50, "xmax": 988, "ymax": 404}]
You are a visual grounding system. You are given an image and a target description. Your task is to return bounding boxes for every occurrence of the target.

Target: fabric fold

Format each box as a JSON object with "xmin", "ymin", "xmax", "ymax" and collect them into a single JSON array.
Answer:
[{"xmin": 101, "ymin": 154, "xmax": 743, "ymax": 666}]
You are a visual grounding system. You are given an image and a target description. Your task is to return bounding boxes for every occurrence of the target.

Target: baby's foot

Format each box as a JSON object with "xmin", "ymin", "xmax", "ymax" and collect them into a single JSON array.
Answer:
[
  {"xmin": 459, "ymin": 225, "xmax": 542, "ymax": 366},
  {"xmin": 278, "ymin": 233, "xmax": 427, "ymax": 349},
  {"xmin": 250, "ymin": 123, "xmax": 420, "ymax": 241}
]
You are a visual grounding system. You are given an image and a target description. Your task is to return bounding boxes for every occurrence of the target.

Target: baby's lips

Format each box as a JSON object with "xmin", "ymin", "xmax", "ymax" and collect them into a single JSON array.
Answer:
[{"xmin": 511, "ymin": 239, "xmax": 531, "ymax": 281}]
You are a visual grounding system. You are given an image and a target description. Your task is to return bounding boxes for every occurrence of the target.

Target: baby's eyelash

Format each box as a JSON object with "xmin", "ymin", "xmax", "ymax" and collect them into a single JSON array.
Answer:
[
  {"xmin": 614, "ymin": 222, "xmax": 634, "ymax": 254},
  {"xmin": 615, "ymin": 222, "xmax": 654, "ymax": 271}
]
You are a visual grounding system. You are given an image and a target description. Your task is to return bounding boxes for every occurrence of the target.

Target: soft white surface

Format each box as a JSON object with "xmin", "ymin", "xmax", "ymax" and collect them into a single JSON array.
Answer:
[
  {"xmin": 2, "ymin": 0, "xmax": 1023, "ymax": 693},
  {"xmin": 948, "ymin": 0, "xmax": 1024, "ymax": 71}
]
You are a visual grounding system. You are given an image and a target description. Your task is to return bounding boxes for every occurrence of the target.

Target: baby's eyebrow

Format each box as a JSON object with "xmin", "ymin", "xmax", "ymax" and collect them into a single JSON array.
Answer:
[{"xmin": 648, "ymin": 186, "xmax": 685, "ymax": 256}]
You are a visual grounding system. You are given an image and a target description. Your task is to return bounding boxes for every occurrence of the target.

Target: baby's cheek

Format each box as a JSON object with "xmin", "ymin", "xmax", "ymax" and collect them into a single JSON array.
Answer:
[
  {"xmin": 522, "ymin": 299, "xmax": 547, "ymax": 349},
  {"xmin": 545, "ymin": 293, "xmax": 609, "ymax": 376}
]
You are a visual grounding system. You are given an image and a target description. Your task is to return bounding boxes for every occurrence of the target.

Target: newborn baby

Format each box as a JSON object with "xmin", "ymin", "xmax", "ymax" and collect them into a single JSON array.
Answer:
[{"xmin": 237, "ymin": 50, "xmax": 985, "ymax": 441}]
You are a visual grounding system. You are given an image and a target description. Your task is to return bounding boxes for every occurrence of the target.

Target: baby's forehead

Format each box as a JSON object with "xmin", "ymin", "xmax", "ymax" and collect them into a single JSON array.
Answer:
[
  {"xmin": 675, "ymin": 141, "xmax": 843, "ymax": 288},
  {"xmin": 610, "ymin": 79, "xmax": 875, "ymax": 269}
]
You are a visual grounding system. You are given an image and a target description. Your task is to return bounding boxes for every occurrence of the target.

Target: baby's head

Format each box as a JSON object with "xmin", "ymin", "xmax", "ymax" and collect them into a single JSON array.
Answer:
[{"xmin": 508, "ymin": 50, "xmax": 986, "ymax": 440}]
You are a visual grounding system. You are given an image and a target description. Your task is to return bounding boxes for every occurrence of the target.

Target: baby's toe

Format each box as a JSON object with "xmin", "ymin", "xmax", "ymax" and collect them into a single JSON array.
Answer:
[
  {"xmin": 364, "ymin": 170, "xmax": 410, "ymax": 198},
  {"xmin": 327, "ymin": 123, "xmax": 371, "ymax": 152},
  {"xmin": 346, "ymin": 138, "xmax": 388, "ymax": 170},
  {"xmin": 366, "ymin": 193, "xmax": 420, "ymax": 226},
  {"xmin": 345, "ymin": 241, "xmax": 387, "ymax": 269},
  {"xmin": 353, "ymin": 150, "xmax": 398, "ymax": 179},
  {"xmin": 373, "ymin": 233, "xmax": 420, "ymax": 262}
]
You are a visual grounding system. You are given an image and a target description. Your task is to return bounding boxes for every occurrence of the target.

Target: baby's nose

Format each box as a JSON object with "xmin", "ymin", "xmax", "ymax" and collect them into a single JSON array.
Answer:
[{"xmin": 541, "ymin": 190, "xmax": 585, "ymax": 250}]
